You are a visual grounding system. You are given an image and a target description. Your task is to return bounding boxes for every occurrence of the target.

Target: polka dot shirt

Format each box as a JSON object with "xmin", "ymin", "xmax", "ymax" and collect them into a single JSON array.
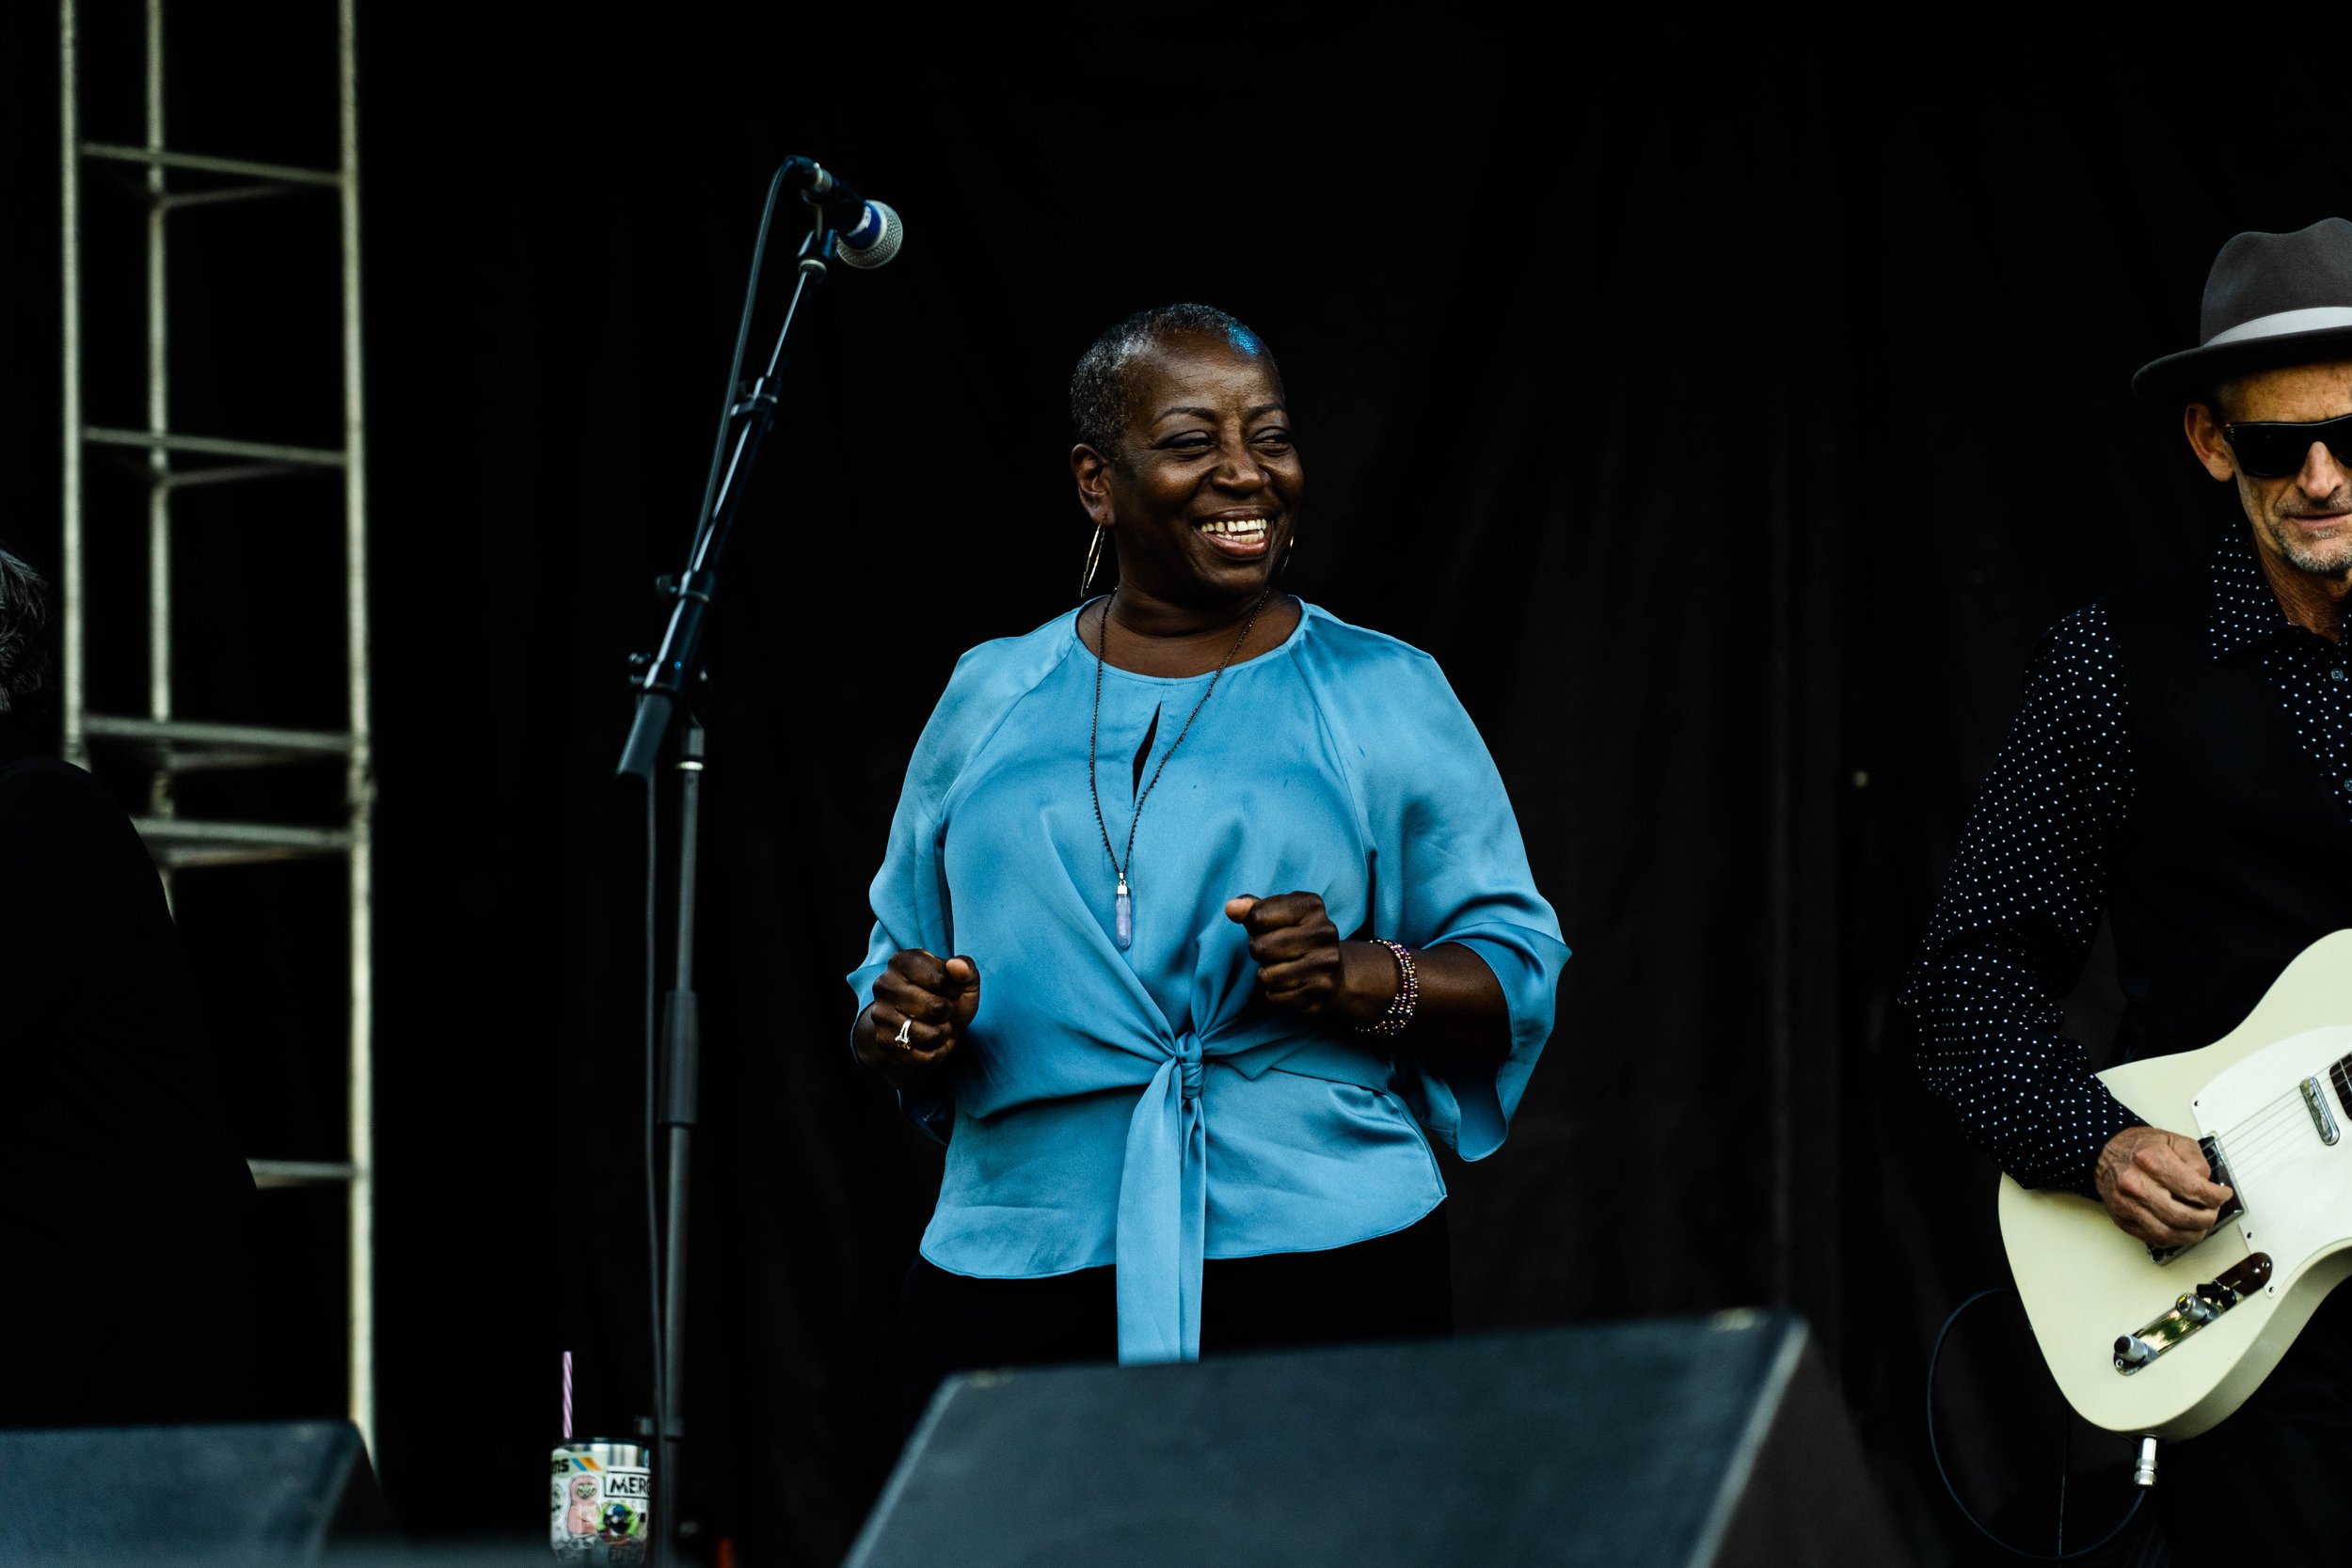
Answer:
[{"xmin": 1904, "ymin": 532, "xmax": 2352, "ymax": 1192}]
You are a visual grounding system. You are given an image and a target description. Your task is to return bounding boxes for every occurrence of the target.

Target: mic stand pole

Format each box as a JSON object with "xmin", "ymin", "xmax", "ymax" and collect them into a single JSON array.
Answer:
[
  {"xmin": 657, "ymin": 709, "xmax": 703, "ymax": 1567},
  {"xmin": 619, "ymin": 218, "xmax": 839, "ymax": 1568}
]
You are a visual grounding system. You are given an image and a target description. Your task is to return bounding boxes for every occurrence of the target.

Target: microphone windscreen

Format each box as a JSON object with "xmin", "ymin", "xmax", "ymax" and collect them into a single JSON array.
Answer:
[{"xmin": 838, "ymin": 201, "xmax": 903, "ymax": 270}]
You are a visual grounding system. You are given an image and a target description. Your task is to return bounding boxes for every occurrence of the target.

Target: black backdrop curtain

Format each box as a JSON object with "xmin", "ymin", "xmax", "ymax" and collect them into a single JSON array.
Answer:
[{"xmin": 3, "ymin": 10, "xmax": 2342, "ymax": 1563}]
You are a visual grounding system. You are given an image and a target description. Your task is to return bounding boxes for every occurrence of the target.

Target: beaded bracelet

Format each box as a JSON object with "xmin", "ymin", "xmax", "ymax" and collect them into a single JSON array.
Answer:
[{"xmin": 1354, "ymin": 939, "xmax": 1420, "ymax": 1037}]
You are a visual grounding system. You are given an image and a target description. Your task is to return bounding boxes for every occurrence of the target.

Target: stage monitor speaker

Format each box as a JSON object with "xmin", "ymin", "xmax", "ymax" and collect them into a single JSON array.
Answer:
[
  {"xmin": 847, "ymin": 1310, "xmax": 1911, "ymax": 1568},
  {"xmin": 0, "ymin": 1420, "xmax": 386, "ymax": 1565}
]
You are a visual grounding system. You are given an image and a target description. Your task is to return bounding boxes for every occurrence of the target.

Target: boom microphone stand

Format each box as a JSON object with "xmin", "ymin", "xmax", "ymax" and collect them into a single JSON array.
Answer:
[{"xmin": 615, "ymin": 162, "xmax": 854, "ymax": 1566}]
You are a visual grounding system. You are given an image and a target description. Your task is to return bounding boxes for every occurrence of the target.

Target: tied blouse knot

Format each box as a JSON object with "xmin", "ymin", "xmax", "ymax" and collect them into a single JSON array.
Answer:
[{"xmin": 850, "ymin": 602, "xmax": 1567, "ymax": 1363}]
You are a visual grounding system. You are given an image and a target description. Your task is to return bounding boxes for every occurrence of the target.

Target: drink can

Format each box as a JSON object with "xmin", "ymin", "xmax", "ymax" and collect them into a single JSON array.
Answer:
[{"xmin": 549, "ymin": 1440, "xmax": 650, "ymax": 1562}]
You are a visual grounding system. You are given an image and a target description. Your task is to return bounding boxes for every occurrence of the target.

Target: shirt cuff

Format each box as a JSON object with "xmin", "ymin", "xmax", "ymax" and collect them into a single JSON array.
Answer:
[
  {"xmin": 848, "ymin": 1008, "xmax": 955, "ymax": 1146},
  {"xmin": 898, "ymin": 1090, "xmax": 953, "ymax": 1146}
]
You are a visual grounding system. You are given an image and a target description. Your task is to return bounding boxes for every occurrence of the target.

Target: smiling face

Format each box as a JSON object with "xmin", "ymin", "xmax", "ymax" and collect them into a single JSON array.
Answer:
[
  {"xmin": 1072, "ymin": 331, "xmax": 1302, "ymax": 611},
  {"xmin": 2189, "ymin": 359, "xmax": 2352, "ymax": 581}
]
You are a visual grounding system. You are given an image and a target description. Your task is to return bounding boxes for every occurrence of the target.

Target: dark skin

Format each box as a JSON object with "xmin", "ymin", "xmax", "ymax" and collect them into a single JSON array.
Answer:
[
  {"xmin": 2088, "ymin": 360, "xmax": 2352, "ymax": 1249},
  {"xmin": 854, "ymin": 331, "xmax": 1511, "ymax": 1090}
]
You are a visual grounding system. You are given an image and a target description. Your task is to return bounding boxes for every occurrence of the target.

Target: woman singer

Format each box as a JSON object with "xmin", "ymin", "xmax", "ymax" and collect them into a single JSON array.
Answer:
[{"xmin": 848, "ymin": 305, "xmax": 1567, "ymax": 1420}]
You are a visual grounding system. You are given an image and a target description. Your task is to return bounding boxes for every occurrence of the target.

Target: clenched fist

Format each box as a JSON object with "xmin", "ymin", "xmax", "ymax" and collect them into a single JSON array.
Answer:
[
  {"xmin": 2095, "ymin": 1125, "xmax": 2233, "ymax": 1250},
  {"xmin": 1224, "ymin": 892, "xmax": 1391, "ymax": 1026},
  {"xmin": 856, "ymin": 949, "xmax": 981, "ymax": 1092}
]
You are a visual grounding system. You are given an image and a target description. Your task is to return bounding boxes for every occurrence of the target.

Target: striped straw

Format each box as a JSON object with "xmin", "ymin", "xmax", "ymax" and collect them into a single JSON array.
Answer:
[{"xmin": 562, "ymin": 1351, "xmax": 574, "ymax": 1442}]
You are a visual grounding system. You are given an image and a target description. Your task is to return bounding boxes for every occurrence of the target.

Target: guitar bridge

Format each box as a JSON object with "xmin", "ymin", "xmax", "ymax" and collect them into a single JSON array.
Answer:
[{"xmin": 2113, "ymin": 1253, "xmax": 2272, "ymax": 1375}]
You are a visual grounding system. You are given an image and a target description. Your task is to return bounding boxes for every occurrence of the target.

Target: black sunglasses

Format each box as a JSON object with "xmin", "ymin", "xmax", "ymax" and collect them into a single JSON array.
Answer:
[{"xmin": 2222, "ymin": 412, "xmax": 2352, "ymax": 480}]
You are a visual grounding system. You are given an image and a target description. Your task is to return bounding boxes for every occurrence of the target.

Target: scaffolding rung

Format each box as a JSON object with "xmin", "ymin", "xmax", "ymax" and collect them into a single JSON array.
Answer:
[
  {"xmin": 249, "ymin": 1160, "xmax": 358, "ymax": 1190},
  {"xmin": 82, "ymin": 141, "xmax": 341, "ymax": 188},
  {"xmin": 161, "ymin": 183, "xmax": 305, "ymax": 214},
  {"xmin": 87, "ymin": 715, "xmax": 355, "ymax": 768},
  {"xmin": 133, "ymin": 817, "xmax": 353, "ymax": 869},
  {"xmin": 164, "ymin": 463, "xmax": 318, "ymax": 490},
  {"xmin": 151, "ymin": 846, "xmax": 331, "ymax": 870},
  {"xmin": 85, "ymin": 426, "xmax": 346, "ymax": 467}
]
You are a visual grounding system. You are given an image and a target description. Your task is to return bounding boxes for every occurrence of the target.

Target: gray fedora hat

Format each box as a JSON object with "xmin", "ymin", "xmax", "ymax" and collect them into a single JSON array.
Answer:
[{"xmin": 2133, "ymin": 217, "xmax": 2352, "ymax": 404}]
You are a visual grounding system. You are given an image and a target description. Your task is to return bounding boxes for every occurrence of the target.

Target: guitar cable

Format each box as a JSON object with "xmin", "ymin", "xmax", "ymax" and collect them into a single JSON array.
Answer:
[{"xmin": 1927, "ymin": 1287, "xmax": 2150, "ymax": 1561}]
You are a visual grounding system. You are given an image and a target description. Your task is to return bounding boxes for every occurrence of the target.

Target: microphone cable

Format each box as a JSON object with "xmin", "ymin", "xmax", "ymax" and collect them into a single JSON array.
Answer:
[{"xmin": 1926, "ymin": 1287, "xmax": 2149, "ymax": 1561}]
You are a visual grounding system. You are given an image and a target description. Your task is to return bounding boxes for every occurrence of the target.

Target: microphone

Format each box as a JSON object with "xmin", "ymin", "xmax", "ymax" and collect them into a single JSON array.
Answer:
[{"xmin": 779, "ymin": 156, "xmax": 903, "ymax": 270}]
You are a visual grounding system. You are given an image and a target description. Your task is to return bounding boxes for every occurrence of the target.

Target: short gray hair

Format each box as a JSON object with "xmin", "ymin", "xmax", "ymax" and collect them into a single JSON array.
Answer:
[
  {"xmin": 0, "ymin": 549, "xmax": 53, "ymax": 715},
  {"xmin": 1070, "ymin": 304, "xmax": 1275, "ymax": 455}
]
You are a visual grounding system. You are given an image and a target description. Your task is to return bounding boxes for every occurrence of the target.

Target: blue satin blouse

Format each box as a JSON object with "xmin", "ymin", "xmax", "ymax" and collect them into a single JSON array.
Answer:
[{"xmin": 849, "ymin": 600, "xmax": 1566, "ymax": 1364}]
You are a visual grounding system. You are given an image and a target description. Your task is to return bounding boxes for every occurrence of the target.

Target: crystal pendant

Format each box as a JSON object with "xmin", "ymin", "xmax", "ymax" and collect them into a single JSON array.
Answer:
[{"xmin": 1114, "ymin": 873, "xmax": 1133, "ymax": 950}]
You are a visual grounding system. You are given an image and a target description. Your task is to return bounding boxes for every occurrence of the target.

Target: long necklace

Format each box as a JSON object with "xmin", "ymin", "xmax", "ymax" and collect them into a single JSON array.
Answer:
[{"xmin": 1088, "ymin": 586, "xmax": 1272, "ymax": 951}]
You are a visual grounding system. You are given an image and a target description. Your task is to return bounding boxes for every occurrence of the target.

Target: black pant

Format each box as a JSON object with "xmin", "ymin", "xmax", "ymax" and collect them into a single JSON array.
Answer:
[
  {"xmin": 2156, "ymin": 1284, "xmax": 2352, "ymax": 1558},
  {"xmin": 897, "ymin": 1206, "xmax": 1452, "ymax": 1431}
]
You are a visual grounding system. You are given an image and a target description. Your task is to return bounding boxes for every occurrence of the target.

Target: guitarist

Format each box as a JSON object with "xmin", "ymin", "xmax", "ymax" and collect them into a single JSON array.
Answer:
[{"xmin": 1905, "ymin": 218, "xmax": 2352, "ymax": 1557}]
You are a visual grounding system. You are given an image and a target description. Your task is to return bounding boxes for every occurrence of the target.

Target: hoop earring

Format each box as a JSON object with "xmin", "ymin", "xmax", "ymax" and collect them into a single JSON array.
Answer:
[
  {"xmin": 1079, "ymin": 525, "xmax": 1108, "ymax": 599},
  {"xmin": 1278, "ymin": 528, "xmax": 1299, "ymax": 580}
]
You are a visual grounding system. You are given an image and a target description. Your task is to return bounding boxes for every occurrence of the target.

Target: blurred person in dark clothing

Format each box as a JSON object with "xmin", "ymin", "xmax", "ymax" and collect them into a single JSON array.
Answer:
[{"xmin": 0, "ymin": 546, "xmax": 252, "ymax": 1427}]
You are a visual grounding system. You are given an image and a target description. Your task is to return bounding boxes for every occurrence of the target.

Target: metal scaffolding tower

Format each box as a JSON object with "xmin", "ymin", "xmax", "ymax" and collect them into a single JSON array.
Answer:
[{"xmin": 58, "ymin": 0, "xmax": 374, "ymax": 1448}]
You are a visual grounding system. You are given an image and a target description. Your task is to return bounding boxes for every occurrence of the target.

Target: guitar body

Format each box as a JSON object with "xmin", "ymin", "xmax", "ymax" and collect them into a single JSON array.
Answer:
[{"xmin": 1997, "ymin": 930, "xmax": 2352, "ymax": 1438}]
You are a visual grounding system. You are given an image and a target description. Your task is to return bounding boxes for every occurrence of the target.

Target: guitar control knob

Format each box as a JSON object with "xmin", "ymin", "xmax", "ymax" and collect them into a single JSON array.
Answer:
[
  {"xmin": 2115, "ymin": 1334, "xmax": 2160, "ymax": 1370},
  {"xmin": 2178, "ymin": 1292, "xmax": 2218, "ymax": 1324}
]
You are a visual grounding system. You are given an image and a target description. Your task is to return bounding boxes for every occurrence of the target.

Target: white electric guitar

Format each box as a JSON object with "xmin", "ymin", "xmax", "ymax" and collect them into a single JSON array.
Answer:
[{"xmin": 1999, "ymin": 929, "xmax": 2352, "ymax": 1438}]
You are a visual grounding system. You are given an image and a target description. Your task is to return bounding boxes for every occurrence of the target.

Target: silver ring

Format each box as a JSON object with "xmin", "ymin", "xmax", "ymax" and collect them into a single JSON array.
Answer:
[{"xmin": 893, "ymin": 1017, "xmax": 914, "ymax": 1047}]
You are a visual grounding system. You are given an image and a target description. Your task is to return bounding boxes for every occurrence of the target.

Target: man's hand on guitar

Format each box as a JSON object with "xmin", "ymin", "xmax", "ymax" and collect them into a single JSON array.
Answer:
[{"xmin": 2094, "ymin": 1125, "xmax": 2234, "ymax": 1249}]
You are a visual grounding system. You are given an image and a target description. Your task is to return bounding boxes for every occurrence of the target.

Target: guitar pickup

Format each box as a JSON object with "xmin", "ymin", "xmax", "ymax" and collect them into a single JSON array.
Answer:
[{"xmin": 2113, "ymin": 1253, "xmax": 2272, "ymax": 1375}]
